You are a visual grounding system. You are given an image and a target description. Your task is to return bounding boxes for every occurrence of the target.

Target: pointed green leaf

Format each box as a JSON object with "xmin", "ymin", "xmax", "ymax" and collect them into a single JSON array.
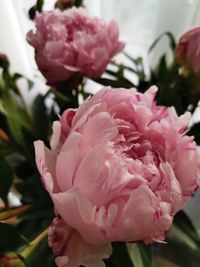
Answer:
[
  {"xmin": 32, "ymin": 94, "xmax": 49, "ymax": 141},
  {"xmin": 0, "ymin": 53, "xmax": 9, "ymax": 73},
  {"xmin": 0, "ymin": 156, "xmax": 14, "ymax": 205},
  {"xmin": 127, "ymin": 243, "xmax": 152, "ymax": 267},
  {"xmin": 172, "ymin": 210, "xmax": 200, "ymax": 249},
  {"xmin": 148, "ymin": 32, "xmax": 176, "ymax": 53},
  {"xmin": 28, "ymin": 0, "xmax": 44, "ymax": 20},
  {"xmin": 1, "ymin": 90, "xmax": 31, "ymax": 144}
]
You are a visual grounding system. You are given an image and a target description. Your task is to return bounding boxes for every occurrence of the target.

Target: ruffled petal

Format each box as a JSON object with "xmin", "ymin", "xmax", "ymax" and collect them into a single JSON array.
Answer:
[{"xmin": 49, "ymin": 217, "xmax": 112, "ymax": 267}]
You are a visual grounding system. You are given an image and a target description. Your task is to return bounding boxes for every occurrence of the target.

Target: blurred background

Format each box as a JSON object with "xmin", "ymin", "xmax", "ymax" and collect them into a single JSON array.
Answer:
[{"xmin": 0, "ymin": 0, "xmax": 200, "ymax": 231}]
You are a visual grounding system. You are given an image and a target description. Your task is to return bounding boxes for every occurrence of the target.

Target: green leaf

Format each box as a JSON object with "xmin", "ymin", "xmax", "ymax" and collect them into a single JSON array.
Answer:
[
  {"xmin": 0, "ymin": 54, "xmax": 9, "ymax": 73},
  {"xmin": 28, "ymin": 0, "xmax": 44, "ymax": 20},
  {"xmin": 13, "ymin": 73, "xmax": 23, "ymax": 81},
  {"xmin": 15, "ymin": 175, "xmax": 45, "ymax": 204},
  {"xmin": 25, "ymin": 237, "xmax": 56, "ymax": 267},
  {"xmin": 75, "ymin": 0, "xmax": 83, "ymax": 7},
  {"xmin": 36, "ymin": 0, "xmax": 44, "ymax": 12},
  {"xmin": 0, "ymin": 222, "xmax": 27, "ymax": 253},
  {"xmin": 148, "ymin": 32, "xmax": 176, "ymax": 53},
  {"xmin": 27, "ymin": 79, "xmax": 34, "ymax": 90},
  {"xmin": 13, "ymin": 73, "xmax": 34, "ymax": 91},
  {"xmin": 172, "ymin": 210, "xmax": 200, "ymax": 249},
  {"xmin": 28, "ymin": 6, "xmax": 37, "ymax": 20},
  {"xmin": 111, "ymin": 62, "xmax": 138, "ymax": 74},
  {"xmin": 6, "ymin": 152, "xmax": 26, "ymax": 169},
  {"xmin": 106, "ymin": 68, "xmax": 136, "ymax": 86},
  {"xmin": 154, "ymin": 256, "xmax": 182, "ymax": 267},
  {"xmin": 95, "ymin": 77, "xmax": 133, "ymax": 88},
  {"xmin": 0, "ymin": 156, "xmax": 14, "ymax": 205},
  {"xmin": 1, "ymin": 90, "xmax": 31, "ymax": 144},
  {"xmin": 154, "ymin": 236, "xmax": 200, "ymax": 267},
  {"xmin": 19, "ymin": 194, "xmax": 54, "ymax": 221},
  {"xmin": 156, "ymin": 55, "xmax": 167, "ymax": 78},
  {"xmin": 127, "ymin": 243, "xmax": 152, "ymax": 267},
  {"xmin": 32, "ymin": 94, "xmax": 50, "ymax": 141}
]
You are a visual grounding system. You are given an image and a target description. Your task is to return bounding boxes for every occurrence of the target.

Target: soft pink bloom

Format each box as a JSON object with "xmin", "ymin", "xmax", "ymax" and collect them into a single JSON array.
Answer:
[
  {"xmin": 34, "ymin": 86, "xmax": 199, "ymax": 267},
  {"xmin": 27, "ymin": 8, "xmax": 124, "ymax": 86},
  {"xmin": 176, "ymin": 27, "xmax": 200, "ymax": 75}
]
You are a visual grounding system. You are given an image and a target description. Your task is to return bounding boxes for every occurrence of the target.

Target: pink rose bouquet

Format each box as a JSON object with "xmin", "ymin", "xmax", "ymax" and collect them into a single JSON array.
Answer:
[
  {"xmin": 34, "ymin": 86, "xmax": 199, "ymax": 267},
  {"xmin": 27, "ymin": 8, "xmax": 124, "ymax": 86},
  {"xmin": 176, "ymin": 27, "xmax": 200, "ymax": 75}
]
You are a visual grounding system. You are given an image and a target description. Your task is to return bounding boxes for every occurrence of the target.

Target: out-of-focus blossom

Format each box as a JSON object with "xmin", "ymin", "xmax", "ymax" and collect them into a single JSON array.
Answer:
[
  {"xmin": 176, "ymin": 27, "xmax": 200, "ymax": 75},
  {"xmin": 27, "ymin": 8, "xmax": 124, "ymax": 86}
]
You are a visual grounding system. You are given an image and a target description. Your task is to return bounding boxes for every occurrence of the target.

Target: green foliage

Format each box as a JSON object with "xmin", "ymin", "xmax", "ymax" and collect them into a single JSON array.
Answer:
[
  {"xmin": 0, "ymin": 90, "xmax": 32, "ymax": 145},
  {"xmin": 32, "ymin": 95, "xmax": 50, "ymax": 142},
  {"xmin": 75, "ymin": 0, "xmax": 83, "ymax": 7},
  {"xmin": 28, "ymin": 0, "xmax": 44, "ymax": 20},
  {"xmin": 148, "ymin": 32, "xmax": 176, "ymax": 54},
  {"xmin": 0, "ymin": 222, "xmax": 27, "ymax": 253},
  {"xmin": 0, "ymin": 54, "xmax": 9, "ymax": 73},
  {"xmin": 19, "ymin": 194, "xmax": 54, "ymax": 221},
  {"xmin": 127, "ymin": 243, "xmax": 152, "ymax": 267},
  {"xmin": 173, "ymin": 211, "xmax": 200, "ymax": 249},
  {"xmin": 25, "ymin": 238, "xmax": 56, "ymax": 267},
  {"xmin": 95, "ymin": 77, "xmax": 134, "ymax": 88},
  {"xmin": 15, "ymin": 175, "xmax": 45, "ymax": 204},
  {"xmin": 0, "ymin": 156, "xmax": 14, "ymax": 205}
]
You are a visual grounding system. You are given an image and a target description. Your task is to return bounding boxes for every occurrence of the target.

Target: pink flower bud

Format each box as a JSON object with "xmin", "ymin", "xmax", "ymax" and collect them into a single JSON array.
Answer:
[{"xmin": 176, "ymin": 27, "xmax": 200, "ymax": 75}]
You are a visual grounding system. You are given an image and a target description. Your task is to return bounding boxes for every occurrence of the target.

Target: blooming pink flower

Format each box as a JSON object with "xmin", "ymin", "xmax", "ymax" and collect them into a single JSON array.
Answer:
[
  {"xmin": 34, "ymin": 86, "xmax": 199, "ymax": 267},
  {"xmin": 27, "ymin": 8, "xmax": 124, "ymax": 86},
  {"xmin": 176, "ymin": 27, "xmax": 200, "ymax": 75}
]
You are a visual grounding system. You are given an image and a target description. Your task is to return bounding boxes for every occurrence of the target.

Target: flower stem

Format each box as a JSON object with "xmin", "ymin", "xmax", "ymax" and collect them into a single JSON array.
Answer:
[
  {"xmin": 4, "ymin": 228, "xmax": 49, "ymax": 267},
  {"xmin": 0, "ymin": 205, "xmax": 30, "ymax": 221},
  {"xmin": 21, "ymin": 228, "xmax": 49, "ymax": 259}
]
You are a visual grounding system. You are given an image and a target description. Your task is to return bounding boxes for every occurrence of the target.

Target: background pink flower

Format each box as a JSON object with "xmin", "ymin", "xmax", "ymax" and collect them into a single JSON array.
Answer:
[
  {"xmin": 176, "ymin": 27, "xmax": 200, "ymax": 75},
  {"xmin": 27, "ymin": 8, "xmax": 124, "ymax": 86},
  {"xmin": 35, "ymin": 86, "xmax": 199, "ymax": 267}
]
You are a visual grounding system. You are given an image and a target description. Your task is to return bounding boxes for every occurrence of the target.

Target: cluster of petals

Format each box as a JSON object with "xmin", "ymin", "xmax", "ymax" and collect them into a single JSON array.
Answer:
[
  {"xmin": 176, "ymin": 27, "xmax": 200, "ymax": 76},
  {"xmin": 35, "ymin": 86, "xmax": 199, "ymax": 267},
  {"xmin": 27, "ymin": 8, "xmax": 124, "ymax": 86}
]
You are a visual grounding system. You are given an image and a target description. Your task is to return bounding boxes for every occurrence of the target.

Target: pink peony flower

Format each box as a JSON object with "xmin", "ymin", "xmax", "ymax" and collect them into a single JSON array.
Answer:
[
  {"xmin": 176, "ymin": 27, "xmax": 200, "ymax": 75},
  {"xmin": 34, "ymin": 86, "xmax": 199, "ymax": 267},
  {"xmin": 27, "ymin": 8, "xmax": 124, "ymax": 86}
]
